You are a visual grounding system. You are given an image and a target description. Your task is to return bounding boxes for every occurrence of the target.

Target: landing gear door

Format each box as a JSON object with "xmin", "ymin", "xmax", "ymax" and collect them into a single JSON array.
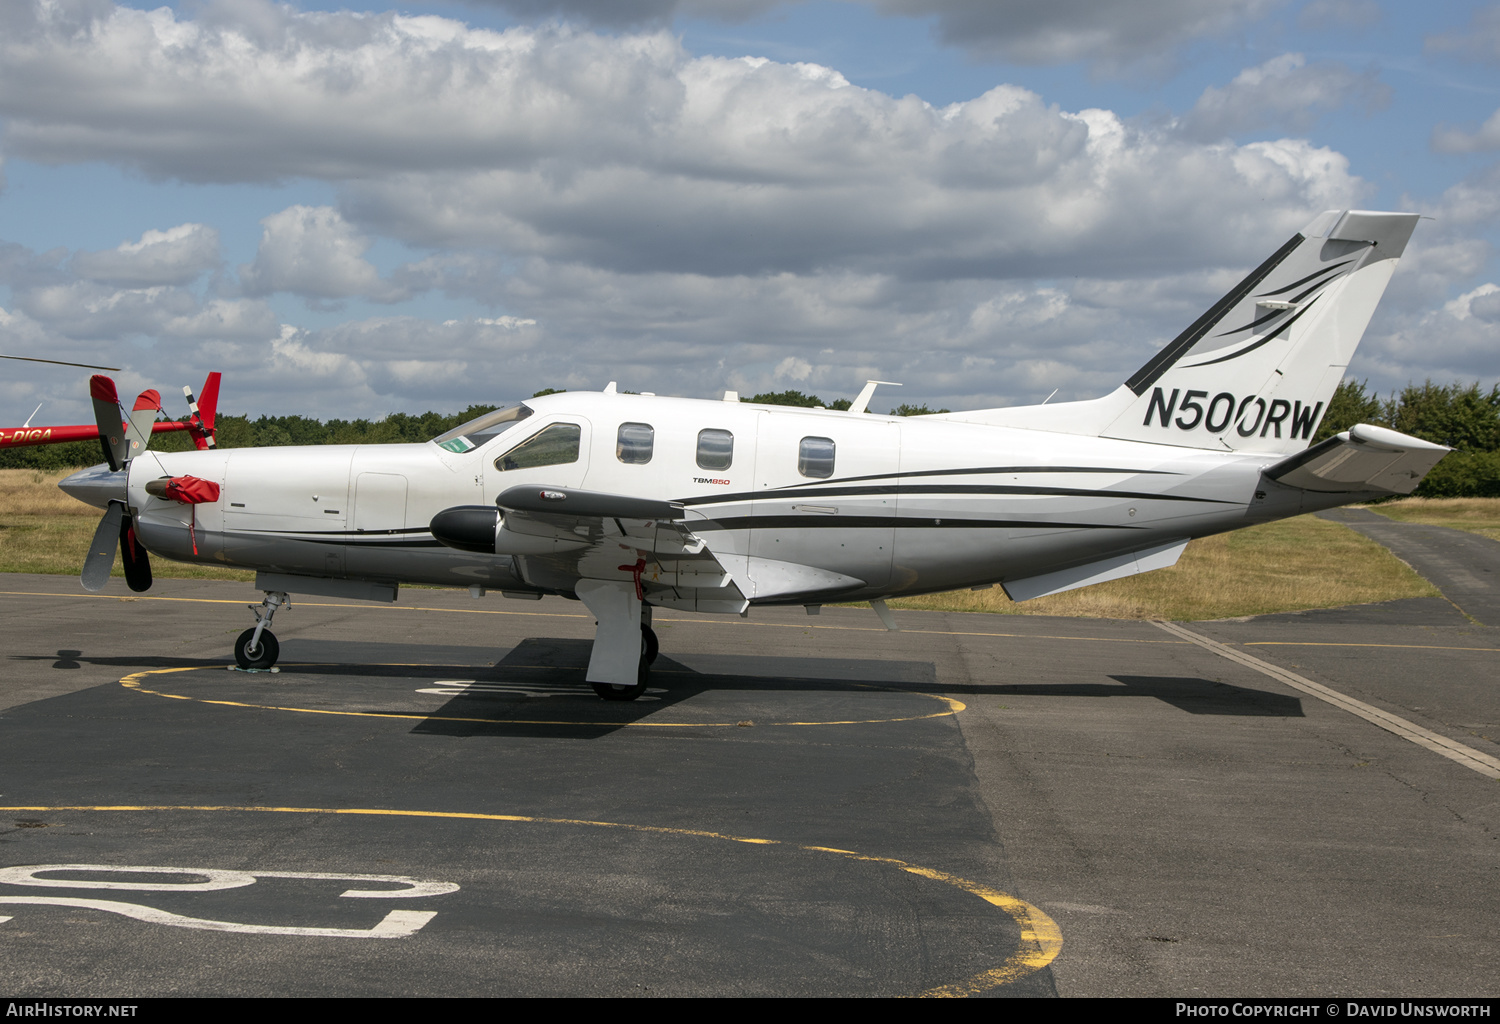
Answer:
[{"xmin": 750, "ymin": 412, "xmax": 899, "ymax": 594}]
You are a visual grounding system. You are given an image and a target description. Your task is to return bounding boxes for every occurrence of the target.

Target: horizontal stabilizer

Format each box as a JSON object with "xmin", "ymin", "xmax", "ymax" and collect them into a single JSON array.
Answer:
[
  {"xmin": 1002, "ymin": 538, "xmax": 1189, "ymax": 602},
  {"xmin": 1264, "ymin": 424, "xmax": 1448, "ymax": 495}
]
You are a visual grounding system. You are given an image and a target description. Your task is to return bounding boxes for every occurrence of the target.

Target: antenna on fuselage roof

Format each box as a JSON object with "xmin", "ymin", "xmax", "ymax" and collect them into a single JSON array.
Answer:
[{"xmin": 849, "ymin": 380, "xmax": 901, "ymax": 415}]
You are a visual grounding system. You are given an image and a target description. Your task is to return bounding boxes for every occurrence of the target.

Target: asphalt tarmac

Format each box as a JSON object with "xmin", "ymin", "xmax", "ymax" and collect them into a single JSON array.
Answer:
[{"xmin": 1, "ymin": 525, "xmax": 1497, "ymax": 996}]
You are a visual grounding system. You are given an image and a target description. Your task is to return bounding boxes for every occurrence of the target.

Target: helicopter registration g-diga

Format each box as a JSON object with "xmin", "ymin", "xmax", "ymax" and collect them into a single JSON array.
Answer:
[{"xmin": 61, "ymin": 209, "xmax": 1449, "ymax": 700}]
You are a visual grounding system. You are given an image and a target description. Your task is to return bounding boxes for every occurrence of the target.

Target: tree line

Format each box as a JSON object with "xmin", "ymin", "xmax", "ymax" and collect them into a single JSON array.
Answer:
[
  {"xmin": 6, "ymin": 381, "xmax": 1496, "ymax": 497},
  {"xmin": 1314, "ymin": 380, "xmax": 1500, "ymax": 497}
]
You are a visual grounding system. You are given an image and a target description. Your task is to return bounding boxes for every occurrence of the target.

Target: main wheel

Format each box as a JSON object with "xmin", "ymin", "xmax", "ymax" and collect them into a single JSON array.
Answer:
[
  {"xmin": 235, "ymin": 627, "xmax": 280, "ymax": 670},
  {"xmin": 591, "ymin": 648, "xmax": 649, "ymax": 701},
  {"xmin": 642, "ymin": 624, "xmax": 659, "ymax": 666}
]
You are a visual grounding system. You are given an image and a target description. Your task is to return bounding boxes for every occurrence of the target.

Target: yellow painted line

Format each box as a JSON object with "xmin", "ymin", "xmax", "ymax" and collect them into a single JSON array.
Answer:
[
  {"xmin": 0, "ymin": 589, "xmax": 1186, "ymax": 644},
  {"xmin": 1154, "ymin": 621, "xmax": 1500, "ymax": 780},
  {"xmin": 120, "ymin": 665, "xmax": 966, "ymax": 728},
  {"xmin": 1244, "ymin": 641, "xmax": 1500, "ymax": 653},
  {"xmin": 0, "ymin": 803, "xmax": 1061, "ymax": 996}
]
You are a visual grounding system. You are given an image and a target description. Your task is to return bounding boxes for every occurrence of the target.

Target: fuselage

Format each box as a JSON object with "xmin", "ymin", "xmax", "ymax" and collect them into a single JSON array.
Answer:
[{"xmin": 102, "ymin": 390, "xmax": 1336, "ymax": 605}]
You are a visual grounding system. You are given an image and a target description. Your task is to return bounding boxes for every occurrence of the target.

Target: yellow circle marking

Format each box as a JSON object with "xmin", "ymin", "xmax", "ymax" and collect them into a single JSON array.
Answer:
[
  {"xmin": 0, "ymin": 803, "xmax": 1061, "ymax": 997},
  {"xmin": 120, "ymin": 665, "xmax": 965, "ymax": 728}
]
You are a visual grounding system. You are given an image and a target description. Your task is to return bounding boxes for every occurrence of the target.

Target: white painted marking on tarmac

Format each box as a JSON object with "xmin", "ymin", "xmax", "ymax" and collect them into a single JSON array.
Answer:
[
  {"xmin": 0, "ymin": 864, "xmax": 256, "ymax": 891},
  {"xmin": 0, "ymin": 864, "xmax": 457, "ymax": 936},
  {"xmin": 1154, "ymin": 621, "xmax": 1500, "ymax": 780},
  {"xmin": 417, "ymin": 681, "xmax": 664, "ymax": 701},
  {"xmin": 251, "ymin": 871, "xmax": 459, "ymax": 898},
  {"xmin": 0, "ymin": 897, "xmax": 437, "ymax": 937},
  {"xmin": 0, "ymin": 865, "xmax": 457, "ymax": 897}
]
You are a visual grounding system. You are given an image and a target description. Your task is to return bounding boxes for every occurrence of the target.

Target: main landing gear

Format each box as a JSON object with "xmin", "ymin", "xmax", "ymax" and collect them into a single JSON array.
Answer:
[
  {"xmin": 591, "ymin": 623, "xmax": 659, "ymax": 702},
  {"xmin": 235, "ymin": 590, "xmax": 287, "ymax": 670},
  {"xmin": 576, "ymin": 579, "xmax": 659, "ymax": 702}
]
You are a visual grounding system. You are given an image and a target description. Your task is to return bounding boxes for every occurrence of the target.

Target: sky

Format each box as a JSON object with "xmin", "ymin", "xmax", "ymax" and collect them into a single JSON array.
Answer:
[{"xmin": 1, "ymin": 0, "xmax": 1498, "ymax": 425}]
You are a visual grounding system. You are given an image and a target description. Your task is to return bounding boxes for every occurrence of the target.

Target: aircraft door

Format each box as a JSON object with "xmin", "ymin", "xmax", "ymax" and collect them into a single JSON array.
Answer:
[
  {"xmin": 750, "ymin": 413, "xmax": 899, "ymax": 594},
  {"xmin": 353, "ymin": 473, "xmax": 408, "ymax": 532},
  {"xmin": 481, "ymin": 416, "xmax": 593, "ymax": 502}
]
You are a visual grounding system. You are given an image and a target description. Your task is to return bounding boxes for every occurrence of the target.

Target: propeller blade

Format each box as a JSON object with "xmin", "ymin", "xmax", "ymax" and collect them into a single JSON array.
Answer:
[
  {"xmin": 82, "ymin": 501, "xmax": 125, "ymax": 592},
  {"xmin": 89, "ymin": 375, "xmax": 128, "ymax": 472},
  {"xmin": 119, "ymin": 511, "xmax": 152, "ymax": 593},
  {"xmin": 125, "ymin": 389, "xmax": 162, "ymax": 460}
]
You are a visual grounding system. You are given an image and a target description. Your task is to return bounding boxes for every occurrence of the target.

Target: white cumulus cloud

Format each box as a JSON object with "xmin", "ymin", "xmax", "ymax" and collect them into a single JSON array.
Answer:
[
  {"xmin": 1178, "ymin": 54, "xmax": 1390, "ymax": 141},
  {"xmin": 240, "ymin": 205, "xmax": 396, "ymax": 303},
  {"xmin": 70, "ymin": 223, "xmax": 220, "ymax": 287}
]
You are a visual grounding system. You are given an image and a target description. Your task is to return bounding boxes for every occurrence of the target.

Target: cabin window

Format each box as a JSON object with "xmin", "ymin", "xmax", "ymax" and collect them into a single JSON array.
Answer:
[
  {"xmin": 617, "ymin": 422, "xmax": 654, "ymax": 465},
  {"xmin": 494, "ymin": 422, "xmax": 582, "ymax": 471},
  {"xmin": 696, "ymin": 428, "xmax": 733, "ymax": 470},
  {"xmin": 433, "ymin": 404, "xmax": 533, "ymax": 453},
  {"xmin": 798, "ymin": 436, "xmax": 835, "ymax": 479}
]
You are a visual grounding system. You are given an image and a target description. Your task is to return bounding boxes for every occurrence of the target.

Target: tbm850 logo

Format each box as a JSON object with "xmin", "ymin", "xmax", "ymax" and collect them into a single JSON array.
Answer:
[{"xmin": 1142, "ymin": 388, "xmax": 1323, "ymax": 439}]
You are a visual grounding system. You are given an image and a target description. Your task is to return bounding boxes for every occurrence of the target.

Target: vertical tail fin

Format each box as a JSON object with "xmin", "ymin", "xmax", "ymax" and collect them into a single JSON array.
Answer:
[{"xmin": 1101, "ymin": 210, "xmax": 1419, "ymax": 454}]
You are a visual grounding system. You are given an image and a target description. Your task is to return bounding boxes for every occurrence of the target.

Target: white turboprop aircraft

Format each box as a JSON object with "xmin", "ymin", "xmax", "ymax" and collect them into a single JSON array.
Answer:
[{"xmin": 62, "ymin": 209, "xmax": 1450, "ymax": 700}]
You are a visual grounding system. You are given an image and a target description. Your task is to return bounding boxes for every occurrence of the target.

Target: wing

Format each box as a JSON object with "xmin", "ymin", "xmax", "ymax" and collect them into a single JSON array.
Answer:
[
  {"xmin": 432, "ymin": 485, "xmax": 867, "ymax": 610},
  {"xmin": 432, "ymin": 486, "xmax": 748, "ymax": 613}
]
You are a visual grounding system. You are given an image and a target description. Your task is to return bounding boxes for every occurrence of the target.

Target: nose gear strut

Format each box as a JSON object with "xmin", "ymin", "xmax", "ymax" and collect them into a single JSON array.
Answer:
[{"xmin": 235, "ymin": 591, "xmax": 288, "ymax": 670}]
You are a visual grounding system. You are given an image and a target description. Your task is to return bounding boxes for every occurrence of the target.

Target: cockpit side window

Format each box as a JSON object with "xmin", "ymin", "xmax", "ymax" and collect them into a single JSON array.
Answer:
[
  {"xmin": 433, "ymin": 405, "xmax": 534, "ymax": 453},
  {"xmin": 617, "ymin": 422, "xmax": 654, "ymax": 465},
  {"xmin": 696, "ymin": 429, "xmax": 733, "ymax": 470},
  {"xmin": 798, "ymin": 436, "xmax": 835, "ymax": 479},
  {"xmin": 494, "ymin": 422, "xmax": 582, "ymax": 471}
]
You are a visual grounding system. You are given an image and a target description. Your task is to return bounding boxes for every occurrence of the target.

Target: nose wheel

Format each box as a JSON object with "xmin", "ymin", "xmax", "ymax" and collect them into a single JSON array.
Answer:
[
  {"xmin": 235, "ymin": 627, "xmax": 280, "ymax": 670},
  {"xmin": 235, "ymin": 590, "xmax": 287, "ymax": 670}
]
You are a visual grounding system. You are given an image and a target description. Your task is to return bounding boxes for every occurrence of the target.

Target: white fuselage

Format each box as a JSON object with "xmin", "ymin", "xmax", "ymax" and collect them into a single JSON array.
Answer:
[{"xmin": 121, "ymin": 391, "xmax": 1316, "ymax": 605}]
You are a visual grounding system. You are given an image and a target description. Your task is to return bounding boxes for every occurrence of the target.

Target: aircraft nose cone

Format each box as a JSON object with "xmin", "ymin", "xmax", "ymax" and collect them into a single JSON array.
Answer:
[{"xmin": 59, "ymin": 463, "xmax": 126, "ymax": 510}]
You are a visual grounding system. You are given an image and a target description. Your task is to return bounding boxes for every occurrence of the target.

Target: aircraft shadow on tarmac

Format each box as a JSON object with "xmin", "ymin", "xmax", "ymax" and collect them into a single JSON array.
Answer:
[
  {"xmin": 408, "ymin": 638, "xmax": 951, "ymax": 739},
  {"xmin": 941, "ymin": 676, "xmax": 1305, "ymax": 717},
  {"xmin": 12, "ymin": 649, "xmax": 212, "ymax": 671},
  {"xmin": 12, "ymin": 640, "xmax": 1303, "ymax": 737}
]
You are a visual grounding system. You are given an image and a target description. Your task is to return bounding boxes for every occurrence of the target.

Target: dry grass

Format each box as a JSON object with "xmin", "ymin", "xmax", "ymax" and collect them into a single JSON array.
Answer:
[
  {"xmin": 0, "ymin": 468, "xmax": 100, "ymax": 516},
  {"xmin": 1363, "ymin": 497, "xmax": 1500, "ymax": 543},
  {"xmin": 885, "ymin": 514, "xmax": 1437, "ymax": 620},
  {"xmin": 0, "ymin": 468, "xmax": 253, "ymax": 582}
]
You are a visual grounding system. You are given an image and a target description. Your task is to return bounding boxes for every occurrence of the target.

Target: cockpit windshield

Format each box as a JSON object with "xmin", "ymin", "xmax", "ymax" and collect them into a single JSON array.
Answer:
[{"xmin": 432, "ymin": 404, "xmax": 534, "ymax": 453}]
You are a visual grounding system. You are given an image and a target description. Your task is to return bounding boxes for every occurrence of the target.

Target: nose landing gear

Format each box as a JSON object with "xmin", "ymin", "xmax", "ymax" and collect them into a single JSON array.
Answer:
[{"xmin": 235, "ymin": 590, "xmax": 287, "ymax": 670}]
